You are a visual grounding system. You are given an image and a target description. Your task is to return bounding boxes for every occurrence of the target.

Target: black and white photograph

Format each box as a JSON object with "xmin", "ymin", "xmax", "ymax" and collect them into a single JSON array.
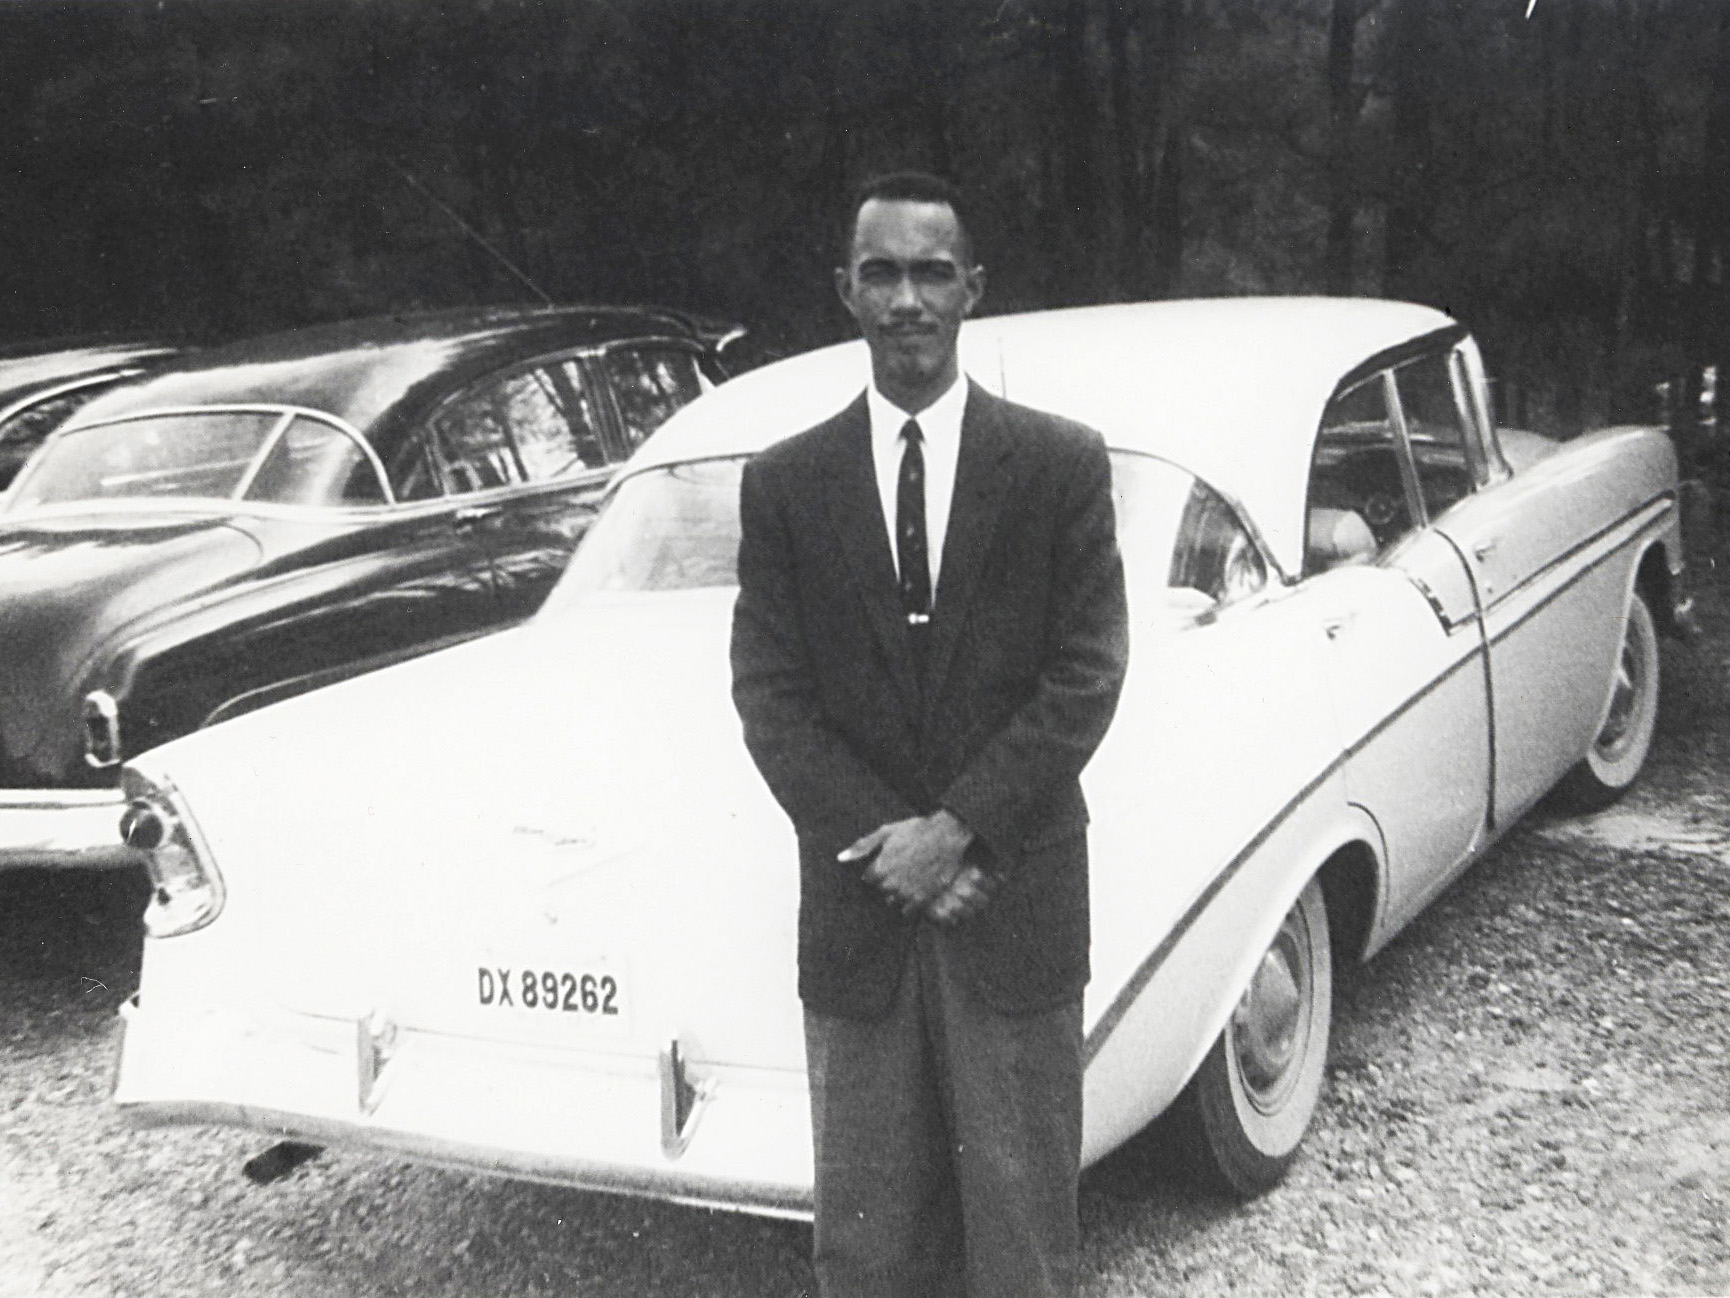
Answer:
[{"xmin": 2, "ymin": 1, "xmax": 1728, "ymax": 1295}]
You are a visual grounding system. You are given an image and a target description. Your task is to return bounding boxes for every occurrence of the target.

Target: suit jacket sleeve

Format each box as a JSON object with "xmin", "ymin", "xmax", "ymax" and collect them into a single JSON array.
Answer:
[
  {"xmin": 731, "ymin": 453, "xmax": 915, "ymax": 847},
  {"xmin": 939, "ymin": 427, "xmax": 1129, "ymax": 870}
]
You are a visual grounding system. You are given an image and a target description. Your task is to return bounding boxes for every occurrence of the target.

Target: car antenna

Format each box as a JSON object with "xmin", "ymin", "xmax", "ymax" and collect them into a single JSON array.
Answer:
[{"xmin": 386, "ymin": 159, "xmax": 556, "ymax": 307}]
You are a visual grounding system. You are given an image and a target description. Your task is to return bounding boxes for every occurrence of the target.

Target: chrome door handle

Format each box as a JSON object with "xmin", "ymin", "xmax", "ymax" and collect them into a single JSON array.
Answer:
[
  {"xmin": 1473, "ymin": 538, "xmax": 1499, "ymax": 561},
  {"xmin": 454, "ymin": 506, "xmax": 501, "ymax": 528},
  {"xmin": 1324, "ymin": 614, "xmax": 1354, "ymax": 640}
]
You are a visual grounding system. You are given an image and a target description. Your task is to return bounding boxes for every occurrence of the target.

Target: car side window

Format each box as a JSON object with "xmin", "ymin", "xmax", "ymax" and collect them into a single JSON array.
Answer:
[
  {"xmin": 1392, "ymin": 351, "xmax": 1475, "ymax": 519},
  {"xmin": 603, "ymin": 347, "xmax": 706, "ymax": 454},
  {"xmin": 431, "ymin": 381, "xmax": 524, "ymax": 494},
  {"xmin": 543, "ymin": 361, "xmax": 610, "ymax": 469},
  {"xmin": 430, "ymin": 364, "xmax": 607, "ymax": 495},
  {"xmin": 1111, "ymin": 452, "xmax": 1266, "ymax": 613},
  {"xmin": 1307, "ymin": 375, "xmax": 1418, "ymax": 571}
]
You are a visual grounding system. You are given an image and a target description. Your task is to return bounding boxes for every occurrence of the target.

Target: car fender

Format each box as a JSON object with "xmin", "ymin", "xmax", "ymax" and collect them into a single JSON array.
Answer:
[
  {"xmin": 1080, "ymin": 783, "xmax": 1385, "ymax": 1167},
  {"xmin": 80, "ymin": 524, "xmax": 496, "ymax": 758}
]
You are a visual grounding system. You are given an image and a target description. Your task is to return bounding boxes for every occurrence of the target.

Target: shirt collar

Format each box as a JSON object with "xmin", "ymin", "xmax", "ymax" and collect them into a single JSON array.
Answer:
[{"xmin": 866, "ymin": 373, "xmax": 968, "ymax": 454}]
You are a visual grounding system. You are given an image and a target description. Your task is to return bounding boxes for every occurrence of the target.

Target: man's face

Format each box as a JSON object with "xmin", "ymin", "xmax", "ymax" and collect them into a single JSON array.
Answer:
[{"xmin": 835, "ymin": 197, "xmax": 984, "ymax": 410}]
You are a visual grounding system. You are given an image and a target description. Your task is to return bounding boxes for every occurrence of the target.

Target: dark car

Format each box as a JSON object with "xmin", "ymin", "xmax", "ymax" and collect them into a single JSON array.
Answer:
[
  {"xmin": 0, "ymin": 304, "xmax": 741, "ymax": 868},
  {"xmin": 0, "ymin": 338, "xmax": 190, "ymax": 490}
]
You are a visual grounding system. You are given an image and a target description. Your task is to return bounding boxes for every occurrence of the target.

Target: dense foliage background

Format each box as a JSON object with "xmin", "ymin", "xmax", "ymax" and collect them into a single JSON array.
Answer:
[{"xmin": 2, "ymin": 0, "xmax": 1726, "ymax": 437}]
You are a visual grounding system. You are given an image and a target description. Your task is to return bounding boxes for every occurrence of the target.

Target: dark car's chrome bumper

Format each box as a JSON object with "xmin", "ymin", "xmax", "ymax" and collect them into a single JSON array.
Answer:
[{"xmin": 0, "ymin": 787, "xmax": 140, "ymax": 869}]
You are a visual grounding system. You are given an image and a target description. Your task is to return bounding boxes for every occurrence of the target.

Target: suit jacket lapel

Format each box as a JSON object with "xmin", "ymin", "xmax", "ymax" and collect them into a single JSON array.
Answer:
[
  {"xmin": 821, "ymin": 396, "xmax": 922, "ymax": 711},
  {"xmin": 925, "ymin": 385, "xmax": 1017, "ymax": 702}
]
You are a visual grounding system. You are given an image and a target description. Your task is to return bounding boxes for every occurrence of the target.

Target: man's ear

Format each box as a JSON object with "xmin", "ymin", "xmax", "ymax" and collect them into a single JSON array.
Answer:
[
  {"xmin": 834, "ymin": 266, "xmax": 859, "ymax": 323},
  {"xmin": 963, "ymin": 265, "xmax": 986, "ymax": 316}
]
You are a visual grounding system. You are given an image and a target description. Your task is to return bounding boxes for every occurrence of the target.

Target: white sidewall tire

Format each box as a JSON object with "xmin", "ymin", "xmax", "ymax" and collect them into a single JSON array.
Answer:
[
  {"xmin": 1191, "ymin": 875, "xmax": 1333, "ymax": 1195},
  {"xmin": 1558, "ymin": 590, "xmax": 1660, "ymax": 810}
]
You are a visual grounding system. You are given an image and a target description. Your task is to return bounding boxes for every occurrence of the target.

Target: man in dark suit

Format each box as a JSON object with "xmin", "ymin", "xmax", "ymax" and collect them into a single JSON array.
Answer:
[{"xmin": 730, "ymin": 171, "xmax": 1129, "ymax": 1298}]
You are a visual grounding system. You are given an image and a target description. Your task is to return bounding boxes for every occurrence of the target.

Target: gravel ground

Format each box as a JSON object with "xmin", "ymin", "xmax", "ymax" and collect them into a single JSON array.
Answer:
[{"xmin": 3, "ymin": 561, "xmax": 1728, "ymax": 1298}]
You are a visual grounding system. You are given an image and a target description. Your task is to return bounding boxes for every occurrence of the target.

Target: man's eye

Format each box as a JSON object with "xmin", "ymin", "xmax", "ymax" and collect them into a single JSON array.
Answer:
[
  {"xmin": 912, "ymin": 264, "xmax": 959, "ymax": 285},
  {"xmin": 857, "ymin": 265, "xmax": 899, "ymax": 286}
]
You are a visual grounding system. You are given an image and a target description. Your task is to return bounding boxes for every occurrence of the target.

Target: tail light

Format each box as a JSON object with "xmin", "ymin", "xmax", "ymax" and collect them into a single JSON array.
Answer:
[{"xmin": 119, "ymin": 769, "xmax": 225, "ymax": 937}]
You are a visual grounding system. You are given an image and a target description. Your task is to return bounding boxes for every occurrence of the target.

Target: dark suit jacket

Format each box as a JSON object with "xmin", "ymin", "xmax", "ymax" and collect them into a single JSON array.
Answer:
[{"xmin": 730, "ymin": 382, "xmax": 1129, "ymax": 1019}]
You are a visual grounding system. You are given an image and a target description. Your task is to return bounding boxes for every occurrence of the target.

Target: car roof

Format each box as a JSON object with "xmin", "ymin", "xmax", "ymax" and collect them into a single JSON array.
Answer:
[
  {"xmin": 0, "ymin": 340, "xmax": 187, "ymax": 403},
  {"xmin": 67, "ymin": 305, "xmax": 733, "ymax": 446},
  {"xmin": 629, "ymin": 296, "xmax": 1459, "ymax": 577}
]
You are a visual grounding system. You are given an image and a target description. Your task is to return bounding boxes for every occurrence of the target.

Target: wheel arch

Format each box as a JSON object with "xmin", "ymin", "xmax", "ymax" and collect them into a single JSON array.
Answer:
[
  {"xmin": 1082, "ymin": 799, "xmax": 1387, "ymax": 1168},
  {"xmin": 1316, "ymin": 836, "xmax": 1382, "ymax": 969},
  {"xmin": 1635, "ymin": 534, "xmax": 1687, "ymax": 640}
]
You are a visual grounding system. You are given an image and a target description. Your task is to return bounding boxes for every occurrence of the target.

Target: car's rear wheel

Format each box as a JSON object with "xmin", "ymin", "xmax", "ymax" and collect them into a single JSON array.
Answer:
[
  {"xmin": 1555, "ymin": 590, "xmax": 1660, "ymax": 811},
  {"xmin": 1168, "ymin": 876, "xmax": 1332, "ymax": 1196}
]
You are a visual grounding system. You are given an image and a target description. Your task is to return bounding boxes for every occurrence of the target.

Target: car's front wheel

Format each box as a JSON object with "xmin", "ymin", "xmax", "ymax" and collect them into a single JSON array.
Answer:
[
  {"xmin": 1168, "ymin": 876, "xmax": 1332, "ymax": 1197},
  {"xmin": 1554, "ymin": 590, "xmax": 1660, "ymax": 811}
]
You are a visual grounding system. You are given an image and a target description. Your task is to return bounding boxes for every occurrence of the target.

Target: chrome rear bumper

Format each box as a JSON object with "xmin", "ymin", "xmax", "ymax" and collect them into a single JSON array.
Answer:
[
  {"xmin": 0, "ymin": 787, "xmax": 139, "ymax": 869},
  {"xmin": 111, "ymin": 997, "xmax": 815, "ymax": 1219}
]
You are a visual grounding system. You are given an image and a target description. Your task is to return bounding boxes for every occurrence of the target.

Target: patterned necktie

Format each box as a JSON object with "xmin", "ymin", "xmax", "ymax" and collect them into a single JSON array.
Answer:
[{"xmin": 896, "ymin": 419, "xmax": 931, "ymax": 625}]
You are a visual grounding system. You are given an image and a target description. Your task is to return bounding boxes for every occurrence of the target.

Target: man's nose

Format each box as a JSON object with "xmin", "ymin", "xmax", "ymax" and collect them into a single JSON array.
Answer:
[{"xmin": 888, "ymin": 271, "xmax": 923, "ymax": 310}]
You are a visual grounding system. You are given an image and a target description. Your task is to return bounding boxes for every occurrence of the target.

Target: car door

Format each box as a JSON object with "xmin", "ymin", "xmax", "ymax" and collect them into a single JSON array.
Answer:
[
  {"xmin": 424, "ymin": 357, "xmax": 618, "ymax": 621},
  {"xmin": 1416, "ymin": 343, "xmax": 1642, "ymax": 826},
  {"xmin": 1301, "ymin": 368, "xmax": 1492, "ymax": 929}
]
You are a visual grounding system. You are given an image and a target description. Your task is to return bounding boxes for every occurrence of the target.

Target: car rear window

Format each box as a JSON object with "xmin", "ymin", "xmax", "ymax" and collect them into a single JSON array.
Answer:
[
  {"xmin": 7, "ymin": 411, "xmax": 385, "ymax": 509},
  {"xmin": 8, "ymin": 412, "xmax": 282, "ymax": 507},
  {"xmin": 549, "ymin": 449, "xmax": 1266, "ymax": 615}
]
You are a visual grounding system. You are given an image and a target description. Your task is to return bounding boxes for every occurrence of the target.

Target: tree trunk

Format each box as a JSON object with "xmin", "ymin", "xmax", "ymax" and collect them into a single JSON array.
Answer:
[
  {"xmin": 1144, "ymin": 0, "xmax": 1186, "ymax": 298},
  {"xmin": 1383, "ymin": 0, "xmax": 1434, "ymax": 300},
  {"xmin": 1106, "ymin": 1, "xmax": 1142, "ymax": 300},
  {"xmin": 1324, "ymin": 0, "xmax": 1359, "ymax": 296},
  {"xmin": 1051, "ymin": 0, "xmax": 1112, "ymax": 302}
]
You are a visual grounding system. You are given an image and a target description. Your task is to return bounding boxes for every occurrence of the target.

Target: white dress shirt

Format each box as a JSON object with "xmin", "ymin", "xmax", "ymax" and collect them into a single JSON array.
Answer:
[{"xmin": 866, "ymin": 376, "xmax": 967, "ymax": 599}]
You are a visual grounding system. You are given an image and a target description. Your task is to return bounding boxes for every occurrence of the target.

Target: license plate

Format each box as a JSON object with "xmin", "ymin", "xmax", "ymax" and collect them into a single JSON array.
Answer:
[{"xmin": 473, "ymin": 962, "xmax": 627, "ymax": 1025}]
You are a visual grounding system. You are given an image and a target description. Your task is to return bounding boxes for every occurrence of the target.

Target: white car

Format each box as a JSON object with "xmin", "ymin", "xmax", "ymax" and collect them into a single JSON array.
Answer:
[{"xmin": 111, "ymin": 298, "xmax": 1692, "ymax": 1215}]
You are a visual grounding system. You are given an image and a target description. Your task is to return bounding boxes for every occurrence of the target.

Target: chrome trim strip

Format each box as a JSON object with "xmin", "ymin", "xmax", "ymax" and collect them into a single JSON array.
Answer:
[
  {"xmin": 229, "ymin": 409, "xmax": 299, "ymax": 501},
  {"xmin": 1478, "ymin": 497, "xmax": 1671, "ymax": 640},
  {"xmin": 1082, "ymin": 753, "xmax": 1346, "ymax": 1067},
  {"xmin": 1382, "ymin": 369, "xmax": 1433, "ymax": 529},
  {"xmin": 1404, "ymin": 568, "xmax": 1471, "ymax": 632},
  {"xmin": 1338, "ymin": 634, "xmax": 1487, "ymax": 762},
  {"xmin": 0, "ymin": 787, "xmax": 127, "ymax": 810},
  {"xmin": 0, "ymin": 786, "xmax": 138, "ymax": 869}
]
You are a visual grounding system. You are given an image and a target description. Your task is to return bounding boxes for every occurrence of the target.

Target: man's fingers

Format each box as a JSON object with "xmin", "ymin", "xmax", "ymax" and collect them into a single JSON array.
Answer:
[
  {"xmin": 927, "ymin": 867, "xmax": 992, "ymax": 925},
  {"xmin": 837, "ymin": 825, "xmax": 890, "ymax": 864}
]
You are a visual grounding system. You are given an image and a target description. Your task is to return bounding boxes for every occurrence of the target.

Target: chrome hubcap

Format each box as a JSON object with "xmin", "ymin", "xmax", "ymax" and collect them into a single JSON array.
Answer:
[{"xmin": 1230, "ymin": 915, "xmax": 1309, "ymax": 1112}]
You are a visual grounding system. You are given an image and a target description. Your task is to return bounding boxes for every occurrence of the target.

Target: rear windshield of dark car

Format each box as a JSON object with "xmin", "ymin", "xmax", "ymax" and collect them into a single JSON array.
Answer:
[{"xmin": 7, "ymin": 411, "xmax": 386, "ymax": 509}]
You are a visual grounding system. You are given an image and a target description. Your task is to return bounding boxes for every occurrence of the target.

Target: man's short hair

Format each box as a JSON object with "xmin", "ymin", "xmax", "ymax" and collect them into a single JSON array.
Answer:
[{"xmin": 840, "ymin": 171, "xmax": 977, "ymax": 268}]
